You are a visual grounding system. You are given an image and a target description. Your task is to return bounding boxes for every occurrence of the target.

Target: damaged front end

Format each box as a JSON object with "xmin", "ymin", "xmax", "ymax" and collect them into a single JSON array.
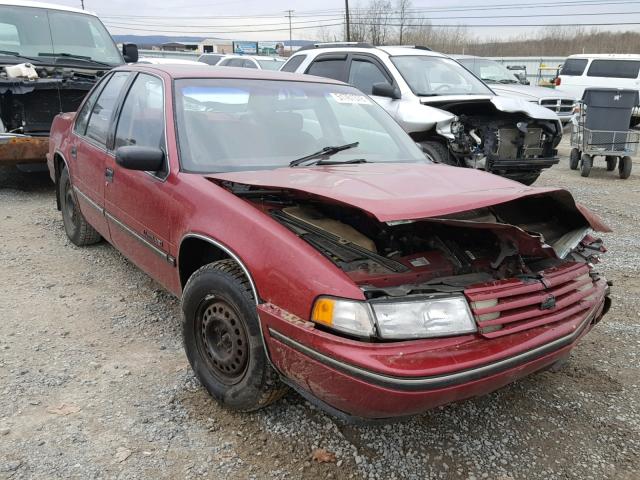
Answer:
[
  {"xmin": 216, "ymin": 174, "xmax": 609, "ymax": 342},
  {"xmin": 0, "ymin": 63, "xmax": 102, "ymax": 165},
  {"xmin": 423, "ymin": 97, "xmax": 562, "ymax": 184}
]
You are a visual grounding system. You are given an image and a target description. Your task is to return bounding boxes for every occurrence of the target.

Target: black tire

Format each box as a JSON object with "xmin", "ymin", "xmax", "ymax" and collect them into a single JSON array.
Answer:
[
  {"xmin": 619, "ymin": 156, "xmax": 632, "ymax": 179},
  {"xmin": 59, "ymin": 167, "xmax": 101, "ymax": 246},
  {"xmin": 181, "ymin": 259, "xmax": 287, "ymax": 411},
  {"xmin": 569, "ymin": 148, "xmax": 580, "ymax": 170},
  {"xmin": 605, "ymin": 156, "xmax": 617, "ymax": 171},
  {"xmin": 419, "ymin": 141, "xmax": 456, "ymax": 166},
  {"xmin": 580, "ymin": 154, "xmax": 593, "ymax": 178}
]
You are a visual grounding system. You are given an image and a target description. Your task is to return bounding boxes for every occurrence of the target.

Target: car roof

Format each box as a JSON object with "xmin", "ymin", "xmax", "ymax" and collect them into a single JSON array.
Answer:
[
  {"xmin": 566, "ymin": 53, "xmax": 640, "ymax": 60},
  {"xmin": 115, "ymin": 64, "xmax": 346, "ymax": 84},
  {"xmin": 292, "ymin": 45, "xmax": 445, "ymax": 58},
  {"xmin": 222, "ymin": 55, "xmax": 285, "ymax": 60},
  {"xmin": 0, "ymin": 0, "xmax": 96, "ymax": 15}
]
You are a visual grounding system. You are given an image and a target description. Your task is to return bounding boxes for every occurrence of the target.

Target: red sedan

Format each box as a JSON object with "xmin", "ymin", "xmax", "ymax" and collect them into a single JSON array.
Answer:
[{"xmin": 47, "ymin": 65, "xmax": 611, "ymax": 420}]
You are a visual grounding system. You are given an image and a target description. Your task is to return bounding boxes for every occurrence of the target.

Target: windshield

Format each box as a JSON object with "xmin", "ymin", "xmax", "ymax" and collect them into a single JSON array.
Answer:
[
  {"xmin": 257, "ymin": 59, "xmax": 285, "ymax": 70},
  {"xmin": 0, "ymin": 5, "xmax": 123, "ymax": 66},
  {"xmin": 174, "ymin": 79, "xmax": 427, "ymax": 173},
  {"xmin": 457, "ymin": 58, "xmax": 519, "ymax": 84},
  {"xmin": 391, "ymin": 55, "xmax": 494, "ymax": 96}
]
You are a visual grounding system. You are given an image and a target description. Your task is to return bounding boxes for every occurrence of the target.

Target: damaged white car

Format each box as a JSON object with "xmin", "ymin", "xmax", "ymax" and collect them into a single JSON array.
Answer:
[{"xmin": 282, "ymin": 43, "xmax": 563, "ymax": 185}]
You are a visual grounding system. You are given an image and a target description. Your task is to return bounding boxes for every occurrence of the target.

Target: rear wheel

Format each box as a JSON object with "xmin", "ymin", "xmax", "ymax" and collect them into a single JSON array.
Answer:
[
  {"xmin": 59, "ymin": 167, "xmax": 101, "ymax": 246},
  {"xmin": 181, "ymin": 259, "xmax": 287, "ymax": 411},
  {"xmin": 569, "ymin": 148, "xmax": 580, "ymax": 170},
  {"xmin": 419, "ymin": 141, "xmax": 456, "ymax": 166},
  {"xmin": 580, "ymin": 154, "xmax": 593, "ymax": 177},
  {"xmin": 605, "ymin": 156, "xmax": 617, "ymax": 171},
  {"xmin": 619, "ymin": 156, "xmax": 632, "ymax": 179}
]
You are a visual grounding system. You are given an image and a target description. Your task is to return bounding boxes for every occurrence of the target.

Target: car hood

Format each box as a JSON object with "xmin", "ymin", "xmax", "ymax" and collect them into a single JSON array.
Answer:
[
  {"xmin": 419, "ymin": 94, "xmax": 560, "ymax": 122},
  {"xmin": 489, "ymin": 83, "xmax": 575, "ymax": 102},
  {"xmin": 207, "ymin": 163, "xmax": 608, "ymax": 230}
]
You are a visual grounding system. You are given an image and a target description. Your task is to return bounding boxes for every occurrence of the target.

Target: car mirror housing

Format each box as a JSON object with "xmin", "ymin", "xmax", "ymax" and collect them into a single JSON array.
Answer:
[
  {"xmin": 115, "ymin": 146, "xmax": 164, "ymax": 172},
  {"xmin": 371, "ymin": 82, "xmax": 401, "ymax": 100},
  {"xmin": 122, "ymin": 43, "xmax": 139, "ymax": 63}
]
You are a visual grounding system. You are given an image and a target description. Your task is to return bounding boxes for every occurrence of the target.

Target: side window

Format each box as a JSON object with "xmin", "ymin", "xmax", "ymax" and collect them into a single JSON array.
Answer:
[
  {"xmin": 306, "ymin": 58, "xmax": 347, "ymax": 81},
  {"xmin": 243, "ymin": 59, "xmax": 258, "ymax": 69},
  {"xmin": 85, "ymin": 71, "xmax": 130, "ymax": 146},
  {"xmin": 114, "ymin": 74, "xmax": 165, "ymax": 173},
  {"xmin": 74, "ymin": 75, "xmax": 109, "ymax": 136},
  {"xmin": 587, "ymin": 60, "xmax": 640, "ymax": 79},
  {"xmin": 349, "ymin": 59, "xmax": 390, "ymax": 95},
  {"xmin": 281, "ymin": 55, "xmax": 306, "ymax": 73},
  {"xmin": 560, "ymin": 59, "xmax": 588, "ymax": 76}
]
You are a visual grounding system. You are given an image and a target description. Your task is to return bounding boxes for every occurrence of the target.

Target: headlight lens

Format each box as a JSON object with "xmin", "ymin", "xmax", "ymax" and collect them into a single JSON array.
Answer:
[
  {"xmin": 311, "ymin": 295, "xmax": 477, "ymax": 340},
  {"xmin": 371, "ymin": 296, "xmax": 477, "ymax": 339},
  {"xmin": 311, "ymin": 297, "xmax": 376, "ymax": 338}
]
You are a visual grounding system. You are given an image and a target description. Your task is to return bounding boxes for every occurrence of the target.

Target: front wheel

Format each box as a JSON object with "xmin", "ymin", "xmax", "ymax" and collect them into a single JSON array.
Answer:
[
  {"xmin": 59, "ymin": 167, "xmax": 101, "ymax": 246},
  {"xmin": 419, "ymin": 141, "xmax": 456, "ymax": 166},
  {"xmin": 580, "ymin": 154, "xmax": 593, "ymax": 177},
  {"xmin": 181, "ymin": 259, "xmax": 287, "ymax": 411}
]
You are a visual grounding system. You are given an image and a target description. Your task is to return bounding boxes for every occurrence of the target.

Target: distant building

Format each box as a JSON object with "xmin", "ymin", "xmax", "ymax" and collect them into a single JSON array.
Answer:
[
  {"xmin": 198, "ymin": 39, "xmax": 233, "ymax": 54},
  {"xmin": 156, "ymin": 42, "xmax": 199, "ymax": 52}
]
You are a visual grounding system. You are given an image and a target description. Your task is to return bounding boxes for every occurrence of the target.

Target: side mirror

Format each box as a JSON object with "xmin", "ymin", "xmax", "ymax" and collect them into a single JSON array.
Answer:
[
  {"xmin": 371, "ymin": 82, "xmax": 401, "ymax": 100},
  {"xmin": 116, "ymin": 146, "xmax": 164, "ymax": 172},
  {"xmin": 122, "ymin": 43, "xmax": 139, "ymax": 63}
]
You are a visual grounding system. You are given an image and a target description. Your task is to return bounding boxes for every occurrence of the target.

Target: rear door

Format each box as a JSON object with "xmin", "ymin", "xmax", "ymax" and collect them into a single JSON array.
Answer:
[
  {"xmin": 305, "ymin": 53, "xmax": 348, "ymax": 82},
  {"xmin": 71, "ymin": 71, "xmax": 131, "ymax": 237},
  {"xmin": 104, "ymin": 72, "xmax": 176, "ymax": 287}
]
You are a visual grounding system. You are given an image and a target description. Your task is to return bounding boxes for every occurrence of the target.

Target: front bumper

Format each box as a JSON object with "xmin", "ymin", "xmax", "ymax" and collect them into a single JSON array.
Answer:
[
  {"xmin": 0, "ymin": 134, "xmax": 48, "ymax": 165},
  {"xmin": 490, "ymin": 156, "xmax": 560, "ymax": 171},
  {"xmin": 259, "ymin": 283, "xmax": 608, "ymax": 420}
]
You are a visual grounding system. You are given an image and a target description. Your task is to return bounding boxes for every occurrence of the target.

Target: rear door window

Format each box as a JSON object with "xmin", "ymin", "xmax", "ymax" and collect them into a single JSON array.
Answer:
[
  {"xmin": 306, "ymin": 57, "xmax": 347, "ymax": 81},
  {"xmin": 85, "ymin": 71, "xmax": 130, "ymax": 146},
  {"xmin": 281, "ymin": 54, "xmax": 306, "ymax": 72},
  {"xmin": 74, "ymin": 74, "xmax": 109, "ymax": 136},
  {"xmin": 587, "ymin": 60, "xmax": 640, "ymax": 79},
  {"xmin": 560, "ymin": 59, "xmax": 588, "ymax": 76}
]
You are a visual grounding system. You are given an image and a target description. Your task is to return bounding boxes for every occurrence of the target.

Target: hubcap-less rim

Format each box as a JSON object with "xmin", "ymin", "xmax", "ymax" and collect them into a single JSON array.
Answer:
[{"xmin": 197, "ymin": 297, "xmax": 248, "ymax": 385}]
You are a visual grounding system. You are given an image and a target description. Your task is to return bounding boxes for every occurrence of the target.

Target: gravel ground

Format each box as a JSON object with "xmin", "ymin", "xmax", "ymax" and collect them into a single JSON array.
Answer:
[{"xmin": 1, "ymin": 142, "xmax": 639, "ymax": 480}]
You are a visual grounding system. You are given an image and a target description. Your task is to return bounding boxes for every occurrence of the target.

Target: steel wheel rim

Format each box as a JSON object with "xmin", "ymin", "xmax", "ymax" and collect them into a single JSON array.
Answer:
[{"xmin": 196, "ymin": 296, "xmax": 249, "ymax": 385}]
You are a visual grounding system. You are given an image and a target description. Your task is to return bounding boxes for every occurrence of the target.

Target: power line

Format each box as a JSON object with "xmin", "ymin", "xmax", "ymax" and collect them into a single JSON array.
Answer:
[
  {"xmin": 103, "ymin": 21, "xmax": 345, "ymax": 34},
  {"xmin": 285, "ymin": 10, "xmax": 294, "ymax": 53}
]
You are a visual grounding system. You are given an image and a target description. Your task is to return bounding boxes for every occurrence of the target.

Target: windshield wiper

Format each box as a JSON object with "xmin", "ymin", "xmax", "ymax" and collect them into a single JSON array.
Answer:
[
  {"xmin": 289, "ymin": 142, "xmax": 359, "ymax": 167},
  {"xmin": 38, "ymin": 52, "xmax": 114, "ymax": 68},
  {"xmin": 0, "ymin": 50, "xmax": 42, "ymax": 63}
]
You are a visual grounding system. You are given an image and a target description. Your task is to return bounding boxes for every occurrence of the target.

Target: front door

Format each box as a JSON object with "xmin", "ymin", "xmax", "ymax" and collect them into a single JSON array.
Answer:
[{"xmin": 104, "ymin": 73, "xmax": 176, "ymax": 288}]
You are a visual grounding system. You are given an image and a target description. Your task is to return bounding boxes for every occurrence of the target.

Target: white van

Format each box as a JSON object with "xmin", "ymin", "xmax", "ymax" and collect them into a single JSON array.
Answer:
[{"xmin": 556, "ymin": 54, "xmax": 640, "ymax": 125}]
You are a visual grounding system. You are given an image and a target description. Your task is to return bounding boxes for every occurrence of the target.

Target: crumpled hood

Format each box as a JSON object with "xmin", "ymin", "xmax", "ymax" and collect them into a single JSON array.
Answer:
[
  {"xmin": 490, "ymin": 83, "xmax": 576, "ymax": 103},
  {"xmin": 208, "ymin": 162, "xmax": 608, "ymax": 231}
]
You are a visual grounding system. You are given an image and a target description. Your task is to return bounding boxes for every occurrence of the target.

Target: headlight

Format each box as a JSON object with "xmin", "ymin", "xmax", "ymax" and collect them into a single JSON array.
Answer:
[
  {"xmin": 371, "ymin": 295, "xmax": 476, "ymax": 339},
  {"xmin": 310, "ymin": 295, "xmax": 477, "ymax": 340}
]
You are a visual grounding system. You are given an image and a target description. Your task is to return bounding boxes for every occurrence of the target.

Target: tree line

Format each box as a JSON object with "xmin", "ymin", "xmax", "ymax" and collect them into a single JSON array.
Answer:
[{"xmin": 317, "ymin": 0, "xmax": 640, "ymax": 56}]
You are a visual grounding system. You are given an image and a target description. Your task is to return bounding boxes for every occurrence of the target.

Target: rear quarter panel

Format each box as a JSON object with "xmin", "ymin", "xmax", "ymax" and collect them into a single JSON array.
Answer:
[{"xmin": 47, "ymin": 112, "xmax": 76, "ymax": 181}]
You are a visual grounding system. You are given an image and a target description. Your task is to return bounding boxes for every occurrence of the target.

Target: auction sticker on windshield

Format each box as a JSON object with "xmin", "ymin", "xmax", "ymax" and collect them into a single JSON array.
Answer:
[{"xmin": 329, "ymin": 92, "xmax": 372, "ymax": 104}]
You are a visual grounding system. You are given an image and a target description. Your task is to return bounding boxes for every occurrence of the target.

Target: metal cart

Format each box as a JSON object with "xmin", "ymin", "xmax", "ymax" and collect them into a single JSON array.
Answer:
[{"xmin": 569, "ymin": 88, "xmax": 639, "ymax": 179}]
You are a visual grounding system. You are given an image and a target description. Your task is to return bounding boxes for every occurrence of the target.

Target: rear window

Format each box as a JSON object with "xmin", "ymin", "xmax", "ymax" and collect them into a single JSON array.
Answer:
[
  {"xmin": 560, "ymin": 58, "xmax": 588, "ymax": 76},
  {"xmin": 587, "ymin": 60, "xmax": 640, "ymax": 79}
]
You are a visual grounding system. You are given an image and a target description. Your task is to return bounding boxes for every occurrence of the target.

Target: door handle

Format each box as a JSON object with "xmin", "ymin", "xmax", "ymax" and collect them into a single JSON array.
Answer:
[
  {"xmin": 105, "ymin": 167, "xmax": 114, "ymax": 183},
  {"xmin": 70, "ymin": 146, "xmax": 77, "ymax": 159}
]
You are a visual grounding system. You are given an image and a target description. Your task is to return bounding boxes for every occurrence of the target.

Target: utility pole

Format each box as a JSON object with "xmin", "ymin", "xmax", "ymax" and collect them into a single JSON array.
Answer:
[
  {"xmin": 80, "ymin": 0, "xmax": 84, "ymax": 9},
  {"xmin": 285, "ymin": 10, "xmax": 294, "ymax": 54},
  {"xmin": 345, "ymin": 0, "xmax": 350, "ymax": 42}
]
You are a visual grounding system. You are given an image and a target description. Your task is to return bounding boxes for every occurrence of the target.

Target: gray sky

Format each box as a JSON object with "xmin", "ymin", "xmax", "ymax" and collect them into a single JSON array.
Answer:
[{"xmin": 50, "ymin": 0, "xmax": 640, "ymax": 41}]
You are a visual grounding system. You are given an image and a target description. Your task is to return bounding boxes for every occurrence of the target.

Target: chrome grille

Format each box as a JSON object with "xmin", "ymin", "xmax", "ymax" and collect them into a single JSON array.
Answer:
[
  {"xmin": 539, "ymin": 98, "xmax": 575, "ymax": 114},
  {"xmin": 465, "ymin": 263, "xmax": 600, "ymax": 338}
]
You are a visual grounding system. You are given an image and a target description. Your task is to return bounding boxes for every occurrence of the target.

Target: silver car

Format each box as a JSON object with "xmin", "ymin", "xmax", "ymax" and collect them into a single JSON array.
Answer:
[{"xmin": 282, "ymin": 43, "xmax": 563, "ymax": 185}]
